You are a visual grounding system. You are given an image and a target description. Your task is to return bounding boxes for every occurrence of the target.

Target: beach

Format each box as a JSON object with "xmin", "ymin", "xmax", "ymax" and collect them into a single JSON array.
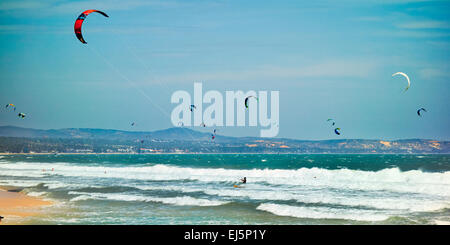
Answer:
[{"xmin": 0, "ymin": 186, "xmax": 52, "ymax": 225}]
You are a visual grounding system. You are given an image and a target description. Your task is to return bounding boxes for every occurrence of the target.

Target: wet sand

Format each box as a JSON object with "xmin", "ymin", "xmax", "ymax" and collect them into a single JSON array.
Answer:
[{"xmin": 0, "ymin": 186, "xmax": 52, "ymax": 225}]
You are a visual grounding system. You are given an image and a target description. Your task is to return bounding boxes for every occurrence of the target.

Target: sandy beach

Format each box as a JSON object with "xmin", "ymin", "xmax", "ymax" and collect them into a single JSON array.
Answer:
[{"xmin": 0, "ymin": 186, "xmax": 52, "ymax": 225}]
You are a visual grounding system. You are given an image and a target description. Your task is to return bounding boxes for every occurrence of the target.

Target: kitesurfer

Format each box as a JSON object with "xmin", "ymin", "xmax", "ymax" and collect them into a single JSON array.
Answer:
[{"xmin": 241, "ymin": 177, "xmax": 247, "ymax": 184}]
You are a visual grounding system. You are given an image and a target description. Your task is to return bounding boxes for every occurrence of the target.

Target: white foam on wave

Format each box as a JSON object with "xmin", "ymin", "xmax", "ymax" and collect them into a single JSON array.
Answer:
[
  {"xmin": 70, "ymin": 194, "xmax": 92, "ymax": 202},
  {"xmin": 256, "ymin": 203, "xmax": 389, "ymax": 222},
  {"xmin": 205, "ymin": 187, "xmax": 449, "ymax": 212},
  {"xmin": 44, "ymin": 182, "xmax": 94, "ymax": 190},
  {"xmin": 0, "ymin": 178, "xmax": 93, "ymax": 191},
  {"xmin": 1, "ymin": 162, "xmax": 450, "ymax": 197},
  {"xmin": 131, "ymin": 183, "xmax": 449, "ymax": 212},
  {"xmin": 434, "ymin": 220, "xmax": 450, "ymax": 225},
  {"xmin": 0, "ymin": 179, "xmax": 49, "ymax": 187},
  {"xmin": 68, "ymin": 191, "xmax": 229, "ymax": 206},
  {"xmin": 0, "ymin": 169, "xmax": 50, "ymax": 178},
  {"xmin": 2, "ymin": 161, "xmax": 450, "ymax": 214},
  {"xmin": 133, "ymin": 184, "xmax": 201, "ymax": 193},
  {"xmin": 26, "ymin": 191, "xmax": 47, "ymax": 197}
]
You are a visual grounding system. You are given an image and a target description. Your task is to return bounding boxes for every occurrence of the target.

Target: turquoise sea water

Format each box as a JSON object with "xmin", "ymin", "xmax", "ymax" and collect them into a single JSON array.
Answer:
[{"xmin": 0, "ymin": 154, "xmax": 449, "ymax": 224}]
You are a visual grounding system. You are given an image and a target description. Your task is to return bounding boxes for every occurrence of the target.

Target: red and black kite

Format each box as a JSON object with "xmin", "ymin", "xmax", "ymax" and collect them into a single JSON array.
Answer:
[{"xmin": 74, "ymin": 10, "xmax": 109, "ymax": 44}]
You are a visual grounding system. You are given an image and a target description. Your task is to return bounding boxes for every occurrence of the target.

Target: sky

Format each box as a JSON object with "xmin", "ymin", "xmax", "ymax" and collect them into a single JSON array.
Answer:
[{"xmin": 0, "ymin": 0, "xmax": 449, "ymax": 140}]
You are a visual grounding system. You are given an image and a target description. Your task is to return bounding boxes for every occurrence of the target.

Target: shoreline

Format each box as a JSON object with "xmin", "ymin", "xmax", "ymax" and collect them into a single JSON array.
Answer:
[
  {"xmin": 0, "ymin": 152, "xmax": 449, "ymax": 155},
  {"xmin": 0, "ymin": 186, "xmax": 53, "ymax": 225}
]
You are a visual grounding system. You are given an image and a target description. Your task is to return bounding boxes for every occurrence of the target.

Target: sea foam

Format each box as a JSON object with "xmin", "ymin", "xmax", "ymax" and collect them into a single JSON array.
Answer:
[
  {"xmin": 256, "ymin": 203, "xmax": 389, "ymax": 222},
  {"xmin": 68, "ymin": 191, "xmax": 229, "ymax": 206},
  {"xmin": 2, "ymin": 162, "xmax": 449, "ymax": 197}
]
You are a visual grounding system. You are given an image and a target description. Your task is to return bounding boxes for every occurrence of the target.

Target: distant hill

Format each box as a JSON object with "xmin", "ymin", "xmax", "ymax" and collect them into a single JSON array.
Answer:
[
  {"xmin": 0, "ymin": 126, "xmax": 449, "ymax": 154},
  {"xmin": 0, "ymin": 126, "xmax": 211, "ymax": 141}
]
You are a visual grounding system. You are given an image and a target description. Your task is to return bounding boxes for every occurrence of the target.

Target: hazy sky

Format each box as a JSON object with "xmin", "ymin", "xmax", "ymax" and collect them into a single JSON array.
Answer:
[{"xmin": 0, "ymin": 0, "xmax": 449, "ymax": 140}]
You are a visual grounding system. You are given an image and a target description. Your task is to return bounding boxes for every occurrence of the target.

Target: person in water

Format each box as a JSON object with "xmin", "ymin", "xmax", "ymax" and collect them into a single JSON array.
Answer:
[{"xmin": 241, "ymin": 177, "xmax": 247, "ymax": 184}]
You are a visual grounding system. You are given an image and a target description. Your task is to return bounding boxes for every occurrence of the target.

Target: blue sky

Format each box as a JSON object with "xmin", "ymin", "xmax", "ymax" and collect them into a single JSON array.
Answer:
[{"xmin": 0, "ymin": 0, "xmax": 449, "ymax": 140}]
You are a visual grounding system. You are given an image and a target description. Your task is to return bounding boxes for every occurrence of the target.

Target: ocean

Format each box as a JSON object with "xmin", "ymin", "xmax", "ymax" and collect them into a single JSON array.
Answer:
[{"xmin": 1, "ymin": 154, "xmax": 449, "ymax": 225}]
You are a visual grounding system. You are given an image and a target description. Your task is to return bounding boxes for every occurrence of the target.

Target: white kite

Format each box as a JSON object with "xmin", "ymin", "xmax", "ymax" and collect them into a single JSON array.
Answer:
[{"xmin": 392, "ymin": 72, "xmax": 410, "ymax": 92}]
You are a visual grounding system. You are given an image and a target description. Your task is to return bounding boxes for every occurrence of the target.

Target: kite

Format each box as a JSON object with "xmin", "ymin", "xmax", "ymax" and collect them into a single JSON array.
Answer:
[
  {"xmin": 334, "ymin": 128, "xmax": 341, "ymax": 135},
  {"xmin": 327, "ymin": 119, "xmax": 335, "ymax": 126},
  {"xmin": 74, "ymin": 10, "xmax": 109, "ymax": 44},
  {"xmin": 244, "ymin": 96, "xmax": 258, "ymax": 109},
  {"xmin": 5, "ymin": 104, "xmax": 16, "ymax": 111},
  {"xmin": 417, "ymin": 108, "xmax": 427, "ymax": 117},
  {"xmin": 392, "ymin": 72, "xmax": 410, "ymax": 92}
]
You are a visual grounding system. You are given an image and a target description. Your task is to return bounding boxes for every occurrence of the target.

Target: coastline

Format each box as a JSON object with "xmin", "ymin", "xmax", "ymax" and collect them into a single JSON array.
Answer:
[
  {"xmin": 0, "ymin": 186, "xmax": 53, "ymax": 225},
  {"xmin": 0, "ymin": 152, "xmax": 448, "ymax": 155}
]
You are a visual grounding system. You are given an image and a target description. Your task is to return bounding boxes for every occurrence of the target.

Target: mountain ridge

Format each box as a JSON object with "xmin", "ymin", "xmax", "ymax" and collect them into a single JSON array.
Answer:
[
  {"xmin": 0, "ymin": 125, "xmax": 443, "ymax": 142},
  {"xmin": 0, "ymin": 126, "xmax": 448, "ymax": 154}
]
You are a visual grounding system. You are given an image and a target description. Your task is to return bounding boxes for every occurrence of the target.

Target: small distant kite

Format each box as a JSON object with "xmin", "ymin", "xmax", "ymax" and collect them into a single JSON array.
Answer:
[
  {"xmin": 327, "ymin": 119, "xmax": 335, "ymax": 126},
  {"xmin": 392, "ymin": 72, "xmax": 410, "ymax": 92},
  {"xmin": 244, "ymin": 96, "xmax": 258, "ymax": 109},
  {"xmin": 6, "ymin": 104, "xmax": 16, "ymax": 111},
  {"xmin": 131, "ymin": 122, "xmax": 135, "ymax": 126},
  {"xmin": 417, "ymin": 108, "xmax": 427, "ymax": 117},
  {"xmin": 334, "ymin": 128, "xmax": 341, "ymax": 135},
  {"xmin": 74, "ymin": 10, "xmax": 109, "ymax": 44},
  {"xmin": 18, "ymin": 113, "xmax": 26, "ymax": 119}
]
